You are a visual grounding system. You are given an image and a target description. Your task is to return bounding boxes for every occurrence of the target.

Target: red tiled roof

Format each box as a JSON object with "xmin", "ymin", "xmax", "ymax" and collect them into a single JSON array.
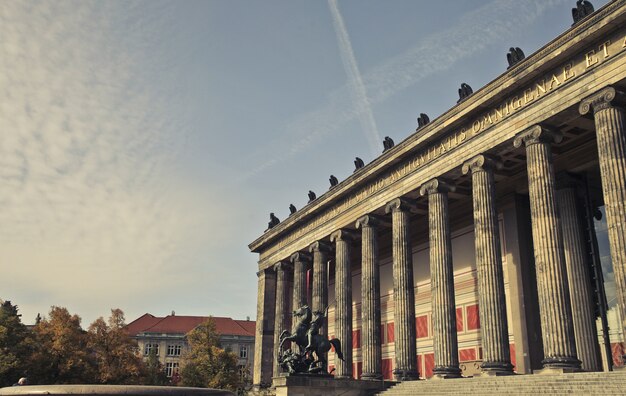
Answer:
[
  {"xmin": 236, "ymin": 319, "xmax": 256, "ymax": 335},
  {"xmin": 125, "ymin": 314, "xmax": 255, "ymax": 337},
  {"xmin": 125, "ymin": 313, "xmax": 162, "ymax": 336}
]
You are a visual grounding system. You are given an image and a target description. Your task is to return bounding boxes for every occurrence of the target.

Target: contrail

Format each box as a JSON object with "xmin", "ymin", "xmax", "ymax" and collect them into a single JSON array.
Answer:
[
  {"xmin": 328, "ymin": 0, "xmax": 381, "ymax": 157},
  {"xmin": 240, "ymin": 0, "xmax": 570, "ymax": 182}
]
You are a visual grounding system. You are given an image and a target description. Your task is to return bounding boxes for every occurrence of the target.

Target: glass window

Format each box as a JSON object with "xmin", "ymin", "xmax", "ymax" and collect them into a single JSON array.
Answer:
[
  {"xmin": 144, "ymin": 343, "xmax": 159, "ymax": 356},
  {"xmin": 240, "ymin": 345, "xmax": 248, "ymax": 358},
  {"xmin": 167, "ymin": 344, "xmax": 182, "ymax": 356},
  {"xmin": 165, "ymin": 362, "xmax": 179, "ymax": 377}
]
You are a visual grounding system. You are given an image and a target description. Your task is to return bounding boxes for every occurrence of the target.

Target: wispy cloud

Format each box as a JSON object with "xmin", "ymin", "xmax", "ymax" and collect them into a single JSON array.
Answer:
[
  {"xmin": 0, "ymin": 1, "xmax": 205, "ymax": 322},
  {"xmin": 328, "ymin": 0, "xmax": 381, "ymax": 157},
  {"xmin": 242, "ymin": 0, "xmax": 569, "ymax": 180}
]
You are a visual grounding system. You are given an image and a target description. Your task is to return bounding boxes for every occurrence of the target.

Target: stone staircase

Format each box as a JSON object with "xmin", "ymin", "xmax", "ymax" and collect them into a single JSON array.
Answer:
[{"xmin": 376, "ymin": 370, "xmax": 626, "ymax": 395}]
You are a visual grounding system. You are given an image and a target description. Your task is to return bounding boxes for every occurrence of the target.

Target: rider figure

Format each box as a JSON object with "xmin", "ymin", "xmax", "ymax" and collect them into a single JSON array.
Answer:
[{"xmin": 306, "ymin": 307, "xmax": 327, "ymax": 353}]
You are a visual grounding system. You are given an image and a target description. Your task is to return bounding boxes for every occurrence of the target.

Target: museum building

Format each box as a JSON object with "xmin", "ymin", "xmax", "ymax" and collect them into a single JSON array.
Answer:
[{"xmin": 249, "ymin": 0, "xmax": 626, "ymax": 389}]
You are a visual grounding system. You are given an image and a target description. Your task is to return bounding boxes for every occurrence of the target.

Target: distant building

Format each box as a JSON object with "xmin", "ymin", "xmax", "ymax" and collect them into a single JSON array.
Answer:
[{"xmin": 126, "ymin": 313, "xmax": 255, "ymax": 379}]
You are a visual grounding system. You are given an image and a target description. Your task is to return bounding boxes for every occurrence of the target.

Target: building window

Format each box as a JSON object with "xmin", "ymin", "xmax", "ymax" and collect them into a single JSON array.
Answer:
[
  {"xmin": 224, "ymin": 344, "xmax": 232, "ymax": 353},
  {"xmin": 167, "ymin": 344, "xmax": 182, "ymax": 356},
  {"xmin": 240, "ymin": 345, "xmax": 248, "ymax": 359},
  {"xmin": 165, "ymin": 362, "xmax": 179, "ymax": 378},
  {"xmin": 144, "ymin": 343, "xmax": 159, "ymax": 356}
]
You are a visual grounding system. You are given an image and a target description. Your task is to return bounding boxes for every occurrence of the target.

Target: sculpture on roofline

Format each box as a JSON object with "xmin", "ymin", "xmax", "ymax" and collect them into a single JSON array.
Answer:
[
  {"xmin": 416, "ymin": 113, "xmax": 430, "ymax": 130},
  {"xmin": 354, "ymin": 157, "xmax": 365, "ymax": 172},
  {"xmin": 267, "ymin": 213, "xmax": 280, "ymax": 229},
  {"xmin": 572, "ymin": 0, "xmax": 594, "ymax": 25},
  {"xmin": 383, "ymin": 136, "xmax": 395, "ymax": 152},
  {"xmin": 329, "ymin": 175, "xmax": 339, "ymax": 188},
  {"xmin": 507, "ymin": 47, "xmax": 525, "ymax": 69},
  {"xmin": 277, "ymin": 305, "xmax": 344, "ymax": 375}
]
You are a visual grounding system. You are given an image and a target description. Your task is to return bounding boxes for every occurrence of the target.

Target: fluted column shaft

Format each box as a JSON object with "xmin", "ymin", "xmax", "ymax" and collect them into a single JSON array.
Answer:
[
  {"xmin": 331, "ymin": 230, "xmax": 355, "ymax": 378},
  {"xmin": 273, "ymin": 262, "xmax": 293, "ymax": 377},
  {"xmin": 253, "ymin": 268, "xmax": 276, "ymax": 389},
  {"xmin": 385, "ymin": 199, "xmax": 419, "ymax": 381},
  {"xmin": 291, "ymin": 252, "xmax": 311, "ymax": 312},
  {"xmin": 513, "ymin": 125, "xmax": 580, "ymax": 370},
  {"xmin": 556, "ymin": 181, "xmax": 601, "ymax": 372},
  {"xmin": 309, "ymin": 241, "xmax": 331, "ymax": 336},
  {"xmin": 356, "ymin": 215, "xmax": 383, "ymax": 380},
  {"xmin": 420, "ymin": 180, "xmax": 461, "ymax": 378},
  {"xmin": 462, "ymin": 156, "xmax": 513, "ymax": 375},
  {"xmin": 580, "ymin": 87, "xmax": 626, "ymax": 363}
]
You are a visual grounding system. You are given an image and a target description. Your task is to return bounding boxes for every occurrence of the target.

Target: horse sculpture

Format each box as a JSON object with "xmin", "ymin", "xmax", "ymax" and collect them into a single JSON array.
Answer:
[
  {"xmin": 279, "ymin": 305, "xmax": 311, "ymax": 353},
  {"xmin": 278, "ymin": 305, "xmax": 344, "ymax": 374}
]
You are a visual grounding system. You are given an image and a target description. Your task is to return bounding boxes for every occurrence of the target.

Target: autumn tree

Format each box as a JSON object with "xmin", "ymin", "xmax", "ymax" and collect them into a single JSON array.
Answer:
[
  {"xmin": 179, "ymin": 318, "xmax": 240, "ymax": 391},
  {"xmin": 142, "ymin": 348, "xmax": 169, "ymax": 386},
  {"xmin": 0, "ymin": 300, "xmax": 32, "ymax": 387},
  {"xmin": 88, "ymin": 309, "xmax": 145, "ymax": 384},
  {"xmin": 29, "ymin": 306, "xmax": 97, "ymax": 384}
]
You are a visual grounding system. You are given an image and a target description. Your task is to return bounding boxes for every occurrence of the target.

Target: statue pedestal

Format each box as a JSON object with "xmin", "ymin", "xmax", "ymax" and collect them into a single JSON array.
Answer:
[{"xmin": 272, "ymin": 374, "xmax": 393, "ymax": 396}]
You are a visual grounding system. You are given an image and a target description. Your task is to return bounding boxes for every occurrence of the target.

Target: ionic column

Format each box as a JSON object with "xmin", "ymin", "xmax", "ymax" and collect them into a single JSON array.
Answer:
[
  {"xmin": 273, "ymin": 261, "xmax": 293, "ymax": 377},
  {"xmin": 356, "ymin": 215, "xmax": 384, "ymax": 380},
  {"xmin": 308, "ymin": 241, "xmax": 332, "ymax": 335},
  {"xmin": 462, "ymin": 155, "xmax": 513, "ymax": 375},
  {"xmin": 580, "ymin": 87, "xmax": 626, "ymax": 365},
  {"xmin": 385, "ymin": 198, "xmax": 419, "ymax": 381},
  {"xmin": 419, "ymin": 179, "xmax": 461, "ymax": 379},
  {"xmin": 253, "ymin": 267, "xmax": 277, "ymax": 390},
  {"xmin": 556, "ymin": 173, "xmax": 601, "ymax": 372},
  {"xmin": 290, "ymin": 252, "xmax": 311, "ymax": 312},
  {"xmin": 513, "ymin": 125, "xmax": 580, "ymax": 370},
  {"xmin": 331, "ymin": 229, "xmax": 357, "ymax": 379}
]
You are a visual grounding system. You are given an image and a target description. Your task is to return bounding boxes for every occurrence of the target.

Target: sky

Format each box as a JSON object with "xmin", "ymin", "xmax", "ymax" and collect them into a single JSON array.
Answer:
[{"xmin": 0, "ymin": 0, "xmax": 613, "ymax": 327}]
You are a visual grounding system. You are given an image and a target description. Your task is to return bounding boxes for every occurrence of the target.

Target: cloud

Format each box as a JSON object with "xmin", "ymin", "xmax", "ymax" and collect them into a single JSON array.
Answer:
[
  {"xmin": 0, "ymin": 1, "xmax": 204, "ymax": 323},
  {"xmin": 242, "ymin": 0, "xmax": 570, "ymax": 180}
]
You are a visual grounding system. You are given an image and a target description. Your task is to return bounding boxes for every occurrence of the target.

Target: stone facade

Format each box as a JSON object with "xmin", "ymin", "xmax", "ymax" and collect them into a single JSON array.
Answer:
[{"xmin": 249, "ymin": 1, "xmax": 626, "ymax": 389}]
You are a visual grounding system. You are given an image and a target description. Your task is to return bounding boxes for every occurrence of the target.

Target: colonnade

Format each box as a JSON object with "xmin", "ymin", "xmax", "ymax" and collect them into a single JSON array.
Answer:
[{"xmin": 253, "ymin": 86, "xmax": 626, "ymax": 387}]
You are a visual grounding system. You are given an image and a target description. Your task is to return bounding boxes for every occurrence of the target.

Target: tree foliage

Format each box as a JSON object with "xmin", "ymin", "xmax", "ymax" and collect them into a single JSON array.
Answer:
[
  {"xmin": 180, "ymin": 318, "xmax": 240, "ymax": 391},
  {"xmin": 0, "ymin": 300, "xmax": 32, "ymax": 387},
  {"xmin": 143, "ymin": 348, "xmax": 169, "ymax": 386},
  {"xmin": 87, "ymin": 309, "xmax": 145, "ymax": 384},
  {"xmin": 29, "ymin": 306, "xmax": 97, "ymax": 384}
]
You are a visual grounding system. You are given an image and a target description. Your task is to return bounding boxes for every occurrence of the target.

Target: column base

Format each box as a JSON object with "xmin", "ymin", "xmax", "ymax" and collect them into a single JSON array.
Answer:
[
  {"xmin": 479, "ymin": 361, "xmax": 515, "ymax": 376},
  {"xmin": 612, "ymin": 364, "xmax": 626, "ymax": 372},
  {"xmin": 541, "ymin": 356, "xmax": 582, "ymax": 370},
  {"xmin": 534, "ymin": 367, "xmax": 582, "ymax": 375},
  {"xmin": 361, "ymin": 372, "xmax": 383, "ymax": 381},
  {"xmin": 393, "ymin": 369, "xmax": 419, "ymax": 381},
  {"xmin": 432, "ymin": 366, "xmax": 462, "ymax": 379}
]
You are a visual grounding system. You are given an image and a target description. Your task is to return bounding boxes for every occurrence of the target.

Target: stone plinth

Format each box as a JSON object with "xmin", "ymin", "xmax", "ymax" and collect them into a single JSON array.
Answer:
[{"xmin": 272, "ymin": 375, "xmax": 392, "ymax": 396}]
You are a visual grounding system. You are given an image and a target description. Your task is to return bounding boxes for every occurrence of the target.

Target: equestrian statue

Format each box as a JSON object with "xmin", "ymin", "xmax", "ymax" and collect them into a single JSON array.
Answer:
[{"xmin": 278, "ymin": 305, "xmax": 344, "ymax": 375}]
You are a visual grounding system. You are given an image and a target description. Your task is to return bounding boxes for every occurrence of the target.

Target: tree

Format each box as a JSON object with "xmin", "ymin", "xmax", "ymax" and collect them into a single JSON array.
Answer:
[
  {"xmin": 142, "ymin": 348, "xmax": 169, "ymax": 386},
  {"xmin": 87, "ymin": 309, "xmax": 145, "ymax": 384},
  {"xmin": 0, "ymin": 300, "xmax": 31, "ymax": 387},
  {"xmin": 29, "ymin": 306, "xmax": 97, "ymax": 384},
  {"xmin": 180, "ymin": 318, "xmax": 240, "ymax": 391}
]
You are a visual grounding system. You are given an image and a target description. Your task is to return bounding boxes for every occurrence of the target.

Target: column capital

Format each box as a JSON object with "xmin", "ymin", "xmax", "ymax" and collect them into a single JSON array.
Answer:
[
  {"xmin": 579, "ymin": 86, "xmax": 625, "ymax": 114},
  {"xmin": 274, "ymin": 261, "xmax": 293, "ymax": 273},
  {"xmin": 385, "ymin": 197, "xmax": 417, "ymax": 214},
  {"xmin": 330, "ymin": 229, "xmax": 359, "ymax": 243},
  {"xmin": 308, "ymin": 240, "xmax": 333, "ymax": 254},
  {"xmin": 513, "ymin": 125, "xmax": 562, "ymax": 148},
  {"xmin": 461, "ymin": 154, "xmax": 502, "ymax": 175},
  {"xmin": 419, "ymin": 178, "xmax": 456, "ymax": 196},
  {"xmin": 256, "ymin": 267, "xmax": 275, "ymax": 278},
  {"xmin": 290, "ymin": 251, "xmax": 312, "ymax": 264},
  {"xmin": 355, "ymin": 213, "xmax": 389, "ymax": 229}
]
